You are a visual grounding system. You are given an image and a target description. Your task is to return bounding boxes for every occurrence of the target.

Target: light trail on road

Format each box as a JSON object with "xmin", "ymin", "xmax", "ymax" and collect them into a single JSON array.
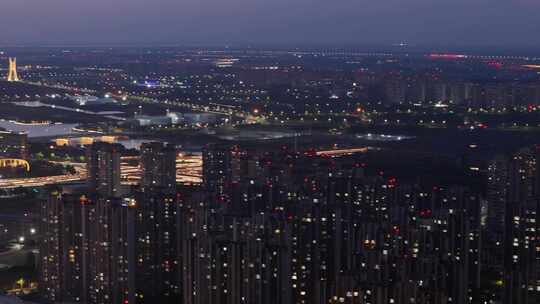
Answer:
[{"xmin": 0, "ymin": 155, "xmax": 203, "ymax": 189}]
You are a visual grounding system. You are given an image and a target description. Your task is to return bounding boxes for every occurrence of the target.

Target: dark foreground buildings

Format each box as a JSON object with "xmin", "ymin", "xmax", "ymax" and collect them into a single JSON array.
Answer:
[
  {"xmin": 0, "ymin": 130, "xmax": 28, "ymax": 159},
  {"xmin": 39, "ymin": 142, "xmax": 539, "ymax": 304}
]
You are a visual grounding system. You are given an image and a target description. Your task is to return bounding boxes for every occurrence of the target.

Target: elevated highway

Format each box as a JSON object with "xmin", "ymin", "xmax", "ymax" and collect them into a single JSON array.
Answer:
[{"xmin": 0, "ymin": 159, "xmax": 30, "ymax": 172}]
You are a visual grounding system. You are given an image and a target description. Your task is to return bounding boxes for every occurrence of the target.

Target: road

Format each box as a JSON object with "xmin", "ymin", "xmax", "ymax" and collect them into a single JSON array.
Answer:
[
  {"xmin": 0, "ymin": 174, "xmax": 85, "ymax": 189},
  {"xmin": 20, "ymin": 80, "xmax": 248, "ymax": 118},
  {"xmin": 316, "ymin": 147, "xmax": 372, "ymax": 156},
  {"xmin": 12, "ymin": 100, "xmax": 126, "ymax": 121},
  {"xmin": 0, "ymin": 155, "xmax": 202, "ymax": 189}
]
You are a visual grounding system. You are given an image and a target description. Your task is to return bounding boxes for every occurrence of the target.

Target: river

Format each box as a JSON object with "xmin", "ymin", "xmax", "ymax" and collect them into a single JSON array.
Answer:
[{"xmin": 0, "ymin": 120, "xmax": 78, "ymax": 138}]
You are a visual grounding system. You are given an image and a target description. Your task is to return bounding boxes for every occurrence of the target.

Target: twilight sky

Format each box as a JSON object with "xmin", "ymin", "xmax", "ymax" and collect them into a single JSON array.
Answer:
[{"xmin": 1, "ymin": 0, "xmax": 539, "ymax": 46}]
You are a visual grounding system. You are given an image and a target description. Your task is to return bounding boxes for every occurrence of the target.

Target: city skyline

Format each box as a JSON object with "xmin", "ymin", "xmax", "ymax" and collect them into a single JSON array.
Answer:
[{"xmin": 0, "ymin": 3, "xmax": 538, "ymax": 299}]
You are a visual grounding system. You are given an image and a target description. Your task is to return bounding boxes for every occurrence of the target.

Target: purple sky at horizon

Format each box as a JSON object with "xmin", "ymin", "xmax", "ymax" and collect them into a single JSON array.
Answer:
[{"xmin": 1, "ymin": 0, "xmax": 539, "ymax": 46}]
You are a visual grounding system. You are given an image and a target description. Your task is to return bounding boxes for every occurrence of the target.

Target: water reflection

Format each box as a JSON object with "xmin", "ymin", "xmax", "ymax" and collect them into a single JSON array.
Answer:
[{"xmin": 0, "ymin": 120, "xmax": 77, "ymax": 138}]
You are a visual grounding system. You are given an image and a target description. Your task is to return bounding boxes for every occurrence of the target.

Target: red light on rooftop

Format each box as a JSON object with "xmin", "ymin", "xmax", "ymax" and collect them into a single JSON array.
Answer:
[{"xmin": 419, "ymin": 209, "xmax": 432, "ymax": 217}]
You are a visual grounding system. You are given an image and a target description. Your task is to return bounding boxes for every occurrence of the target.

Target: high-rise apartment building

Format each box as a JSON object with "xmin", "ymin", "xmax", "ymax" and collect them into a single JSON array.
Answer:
[
  {"xmin": 40, "ymin": 142, "xmax": 539, "ymax": 304},
  {"xmin": 40, "ymin": 185, "xmax": 138, "ymax": 304},
  {"xmin": 140, "ymin": 142, "xmax": 177, "ymax": 192},
  {"xmin": 86, "ymin": 142, "xmax": 122, "ymax": 197}
]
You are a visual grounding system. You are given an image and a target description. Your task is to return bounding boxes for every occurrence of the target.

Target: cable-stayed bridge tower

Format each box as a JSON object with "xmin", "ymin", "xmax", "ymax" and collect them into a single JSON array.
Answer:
[{"xmin": 7, "ymin": 58, "xmax": 20, "ymax": 82}]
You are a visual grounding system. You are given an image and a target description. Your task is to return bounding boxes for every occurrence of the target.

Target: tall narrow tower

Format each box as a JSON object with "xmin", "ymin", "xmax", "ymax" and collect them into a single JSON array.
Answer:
[{"xmin": 7, "ymin": 58, "xmax": 20, "ymax": 82}]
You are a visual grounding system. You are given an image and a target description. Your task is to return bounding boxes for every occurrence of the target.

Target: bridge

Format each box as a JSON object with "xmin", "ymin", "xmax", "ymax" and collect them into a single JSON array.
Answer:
[
  {"xmin": 316, "ymin": 147, "xmax": 371, "ymax": 157},
  {"xmin": 0, "ymin": 159, "xmax": 30, "ymax": 171},
  {"xmin": 5, "ymin": 280, "xmax": 38, "ymax": 296}
]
